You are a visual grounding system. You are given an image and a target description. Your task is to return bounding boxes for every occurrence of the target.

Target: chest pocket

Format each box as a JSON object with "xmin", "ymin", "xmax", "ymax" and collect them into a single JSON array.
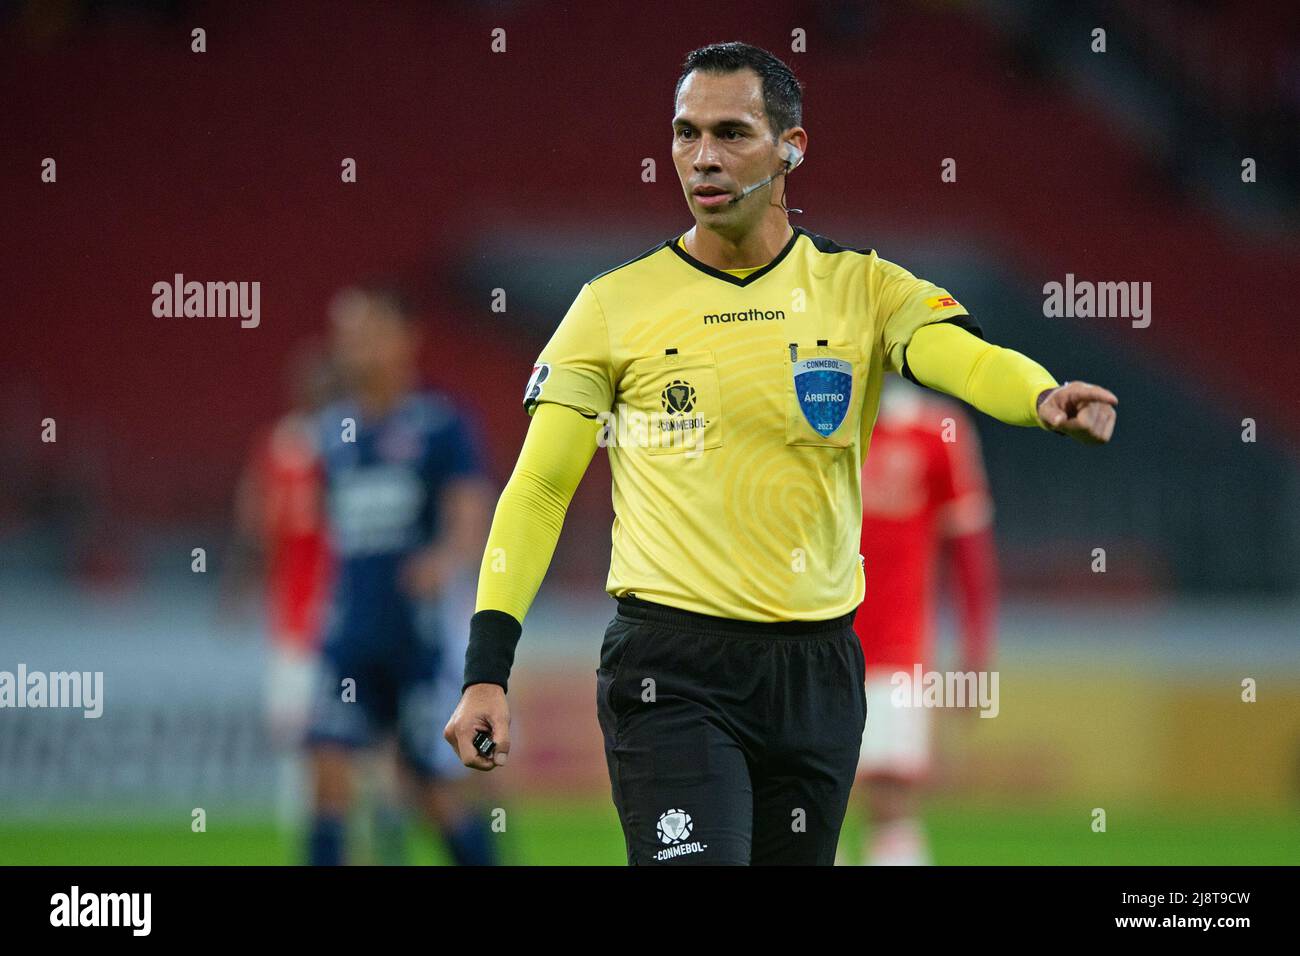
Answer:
[
  {"xmin": 783, "ymin": 343, "xmax": 863, "ymax": 449},
  {"xmin": 626, "ymin": 350, "xmax": 724, "ymax": 456}
]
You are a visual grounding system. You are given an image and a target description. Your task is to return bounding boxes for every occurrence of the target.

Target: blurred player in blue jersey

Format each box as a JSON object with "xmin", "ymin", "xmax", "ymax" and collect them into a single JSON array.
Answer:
[{"xmin": 304, "ymin": 282, "xmax": 497, "ymax": 866}]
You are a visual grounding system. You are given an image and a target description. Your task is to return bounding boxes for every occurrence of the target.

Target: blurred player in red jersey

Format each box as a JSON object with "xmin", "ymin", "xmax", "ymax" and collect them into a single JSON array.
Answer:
[
  {"xmin": 233, "ymin": 340, "xmax": 336, "ymax": 828},
  {"xmin": 851, "ymin": 376, "xmax": 998, "ymax": 866}
]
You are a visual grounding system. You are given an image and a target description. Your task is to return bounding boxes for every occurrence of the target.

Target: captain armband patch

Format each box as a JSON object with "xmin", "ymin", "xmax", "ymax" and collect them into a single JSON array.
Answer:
[{"xmin": 523, "ymin": 362, "xmax": 551, "ymax": 406}]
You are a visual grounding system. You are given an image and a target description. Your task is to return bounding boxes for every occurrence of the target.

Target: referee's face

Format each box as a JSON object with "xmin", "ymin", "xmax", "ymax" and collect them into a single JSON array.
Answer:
[{"xmin": 672, "ymin": 68, "xmax": 781, "ymax": 233}]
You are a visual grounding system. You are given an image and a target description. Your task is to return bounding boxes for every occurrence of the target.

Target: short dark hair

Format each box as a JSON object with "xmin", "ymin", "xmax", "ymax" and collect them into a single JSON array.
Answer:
[
  {"xmin": 354, "ymin": 279, "xmax": 417, "ymax": 324},
  {"xmin": 674, "ymin": 42, "xmax": 803, "ymax": 140}
]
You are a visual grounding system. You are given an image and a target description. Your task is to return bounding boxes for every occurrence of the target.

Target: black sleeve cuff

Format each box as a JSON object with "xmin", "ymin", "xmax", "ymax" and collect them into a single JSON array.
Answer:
[{"xmin": 462, "ymin": 610, "xmax": 523, "ymax": 693}]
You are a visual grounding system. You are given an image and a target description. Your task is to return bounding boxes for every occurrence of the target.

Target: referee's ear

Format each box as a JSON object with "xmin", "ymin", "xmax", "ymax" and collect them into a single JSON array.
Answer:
[{"xmin": 780, "ymin": 127, "xmax": 808, "ymax": 167}]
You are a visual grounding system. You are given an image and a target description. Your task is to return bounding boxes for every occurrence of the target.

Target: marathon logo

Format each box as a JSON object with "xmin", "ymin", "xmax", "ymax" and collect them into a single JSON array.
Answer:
[{"xmin": 703, "ymin": 308, "xmax": 785, "ymax": 325}]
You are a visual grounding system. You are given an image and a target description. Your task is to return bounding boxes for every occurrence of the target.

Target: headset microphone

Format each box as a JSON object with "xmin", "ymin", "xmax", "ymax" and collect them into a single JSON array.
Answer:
[{"xmin": 726, "ymin": 142, "xmax": 804, "ymax": 212}]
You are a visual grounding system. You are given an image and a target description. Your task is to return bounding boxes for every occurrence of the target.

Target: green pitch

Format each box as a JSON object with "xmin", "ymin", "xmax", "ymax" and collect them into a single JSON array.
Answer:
[{"xmin": 2, "ymin": 799, "xmax": 1295, "ymax": 865}]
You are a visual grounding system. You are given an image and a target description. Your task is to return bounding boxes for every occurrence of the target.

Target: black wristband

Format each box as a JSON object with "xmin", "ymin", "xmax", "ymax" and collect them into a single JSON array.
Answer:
[{"xmin": 462, "ymin": 610, "xmax": 523, "ymax": 693}]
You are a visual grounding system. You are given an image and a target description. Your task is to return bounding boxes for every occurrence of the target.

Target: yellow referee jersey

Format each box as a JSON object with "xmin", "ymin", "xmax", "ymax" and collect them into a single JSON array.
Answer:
[{"xmin": 522, "ymin": 224, "xmax": 978, "ymax": 622}]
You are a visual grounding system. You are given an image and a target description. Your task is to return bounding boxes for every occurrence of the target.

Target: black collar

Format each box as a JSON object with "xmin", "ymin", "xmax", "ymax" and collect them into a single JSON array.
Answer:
[{"xmin": 667, "ymin": 225, "xmax": 803, "ymax": 287}]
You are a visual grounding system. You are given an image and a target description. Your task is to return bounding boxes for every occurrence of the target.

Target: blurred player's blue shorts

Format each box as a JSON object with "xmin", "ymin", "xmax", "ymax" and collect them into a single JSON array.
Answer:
[{"xmin": 304, "ymin": 599, "xmax": 469, "ymax": 781}]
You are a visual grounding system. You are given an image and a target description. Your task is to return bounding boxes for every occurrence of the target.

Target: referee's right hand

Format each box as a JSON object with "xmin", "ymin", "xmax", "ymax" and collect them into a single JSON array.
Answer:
[{"xmin": 444, "ymin": 683, "xmax": 511, "ymax": 771}]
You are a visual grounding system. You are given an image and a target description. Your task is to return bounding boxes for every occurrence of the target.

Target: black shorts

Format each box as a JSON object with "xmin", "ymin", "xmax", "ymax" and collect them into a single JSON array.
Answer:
[{"xmin": 595, "ymin": 595, "xmax": 868, "ymax": 865}]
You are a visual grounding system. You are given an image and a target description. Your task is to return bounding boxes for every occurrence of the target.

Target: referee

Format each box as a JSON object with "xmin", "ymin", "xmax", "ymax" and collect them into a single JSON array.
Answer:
[{"xmin": 444, "ymin": 42, "xmax": 1117, "ymax": 865}]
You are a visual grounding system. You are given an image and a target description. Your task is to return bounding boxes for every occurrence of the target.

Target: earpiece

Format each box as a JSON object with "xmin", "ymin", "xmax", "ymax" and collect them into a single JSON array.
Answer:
[{"xmin": 726, "ymin": 141, "xmax": 805, "ymax": 209}]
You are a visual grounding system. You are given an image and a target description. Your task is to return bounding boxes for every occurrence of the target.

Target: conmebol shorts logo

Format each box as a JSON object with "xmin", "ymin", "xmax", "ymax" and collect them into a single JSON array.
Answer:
[
  {"xmin": 657, "ymin": 808, "xmax": 693, "ymax": 844},
  {"xmin": 652, "ymin": 809, "xmax": 707, "ymax": 861}
]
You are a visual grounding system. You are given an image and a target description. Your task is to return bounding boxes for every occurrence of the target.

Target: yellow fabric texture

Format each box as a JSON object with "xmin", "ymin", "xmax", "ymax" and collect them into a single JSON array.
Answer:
[
  {"xmin": 906, "ymin": 322, "xmax": 1059, "ymax": 429},
  {"xmin": 516, "ymin": 226, "xmax": 972, "ymax": 622},
  {"xmin": 473, "ymin": 401, "xmax": 600, "ymax": 623}
]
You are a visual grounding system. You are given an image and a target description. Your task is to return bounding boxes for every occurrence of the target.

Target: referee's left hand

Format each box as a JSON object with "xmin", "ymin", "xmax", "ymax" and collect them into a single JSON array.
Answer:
[
  {"xmin": 1036, "ymin": 381, "xmax": 1118, "ymax": 444},
  {"xmin": 444, "ymin": 683, "xmax": 511, "ymax": 772}
]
